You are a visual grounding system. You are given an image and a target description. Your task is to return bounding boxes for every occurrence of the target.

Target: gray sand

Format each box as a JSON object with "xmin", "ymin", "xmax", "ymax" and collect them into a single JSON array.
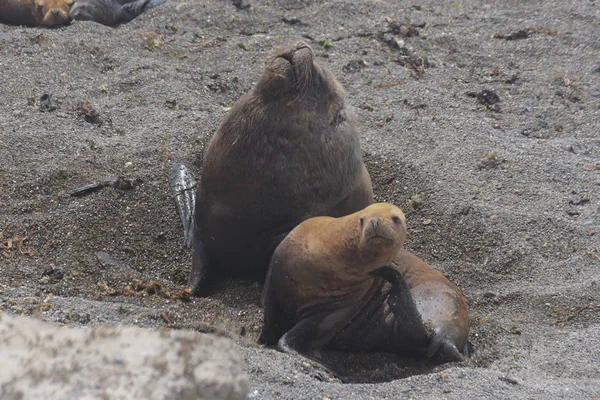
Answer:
[{"xmin": 1, "ymin": 0, "xmax": 599, "ymax": 398}]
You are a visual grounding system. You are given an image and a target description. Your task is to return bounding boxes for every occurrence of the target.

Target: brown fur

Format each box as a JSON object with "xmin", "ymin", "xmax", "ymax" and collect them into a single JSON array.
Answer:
[
  {"xmin": 191, "ymin": 42, "xmax": 373, "ymax": 295},
  {"xmin": 259, "ymin": 204, "xmax": 408, "ymax": 352},
  {"xmin": 266, "ymin": 204, "xmax": 406, "ymax": 310},
  {"xmin": 0, "ymin": 0, "xmax": 72, "ymax": 27},
  {"xmin": 259, "ymin": 203, "xmax": 469, "ymax": 364},
  {"xmin": 393, "ymin": 249, "xmax": 470, "ymax": 359}
]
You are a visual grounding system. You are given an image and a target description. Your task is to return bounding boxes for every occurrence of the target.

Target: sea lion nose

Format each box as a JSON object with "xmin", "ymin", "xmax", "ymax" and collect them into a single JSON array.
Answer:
[
  {"xmin": 370, "ymin": 217, "xmax": 381, "ymax": 228},
  {"xmin": 51, "ymin": 8, "xmax": 61, "ymax": 15},
  {"xmin": 296, "ymin": 41, "xmax": 309, "ymax": 51}
]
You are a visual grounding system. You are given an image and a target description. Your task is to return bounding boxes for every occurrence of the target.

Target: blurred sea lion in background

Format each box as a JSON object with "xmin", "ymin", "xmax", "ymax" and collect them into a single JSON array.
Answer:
[
  {"xmin": 191, "ymin": 41, "xmax": 374, "ymax": 296},
  {"xmin": 69, "ymin": 0, "xmax": 165, "ymax": 26},
  {"xmin": 0, "ymin": 0, "xmax": 72, "ymax": 27}
]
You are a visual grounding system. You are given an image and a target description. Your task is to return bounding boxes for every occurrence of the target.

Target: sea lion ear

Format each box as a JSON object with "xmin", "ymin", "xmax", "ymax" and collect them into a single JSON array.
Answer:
[{"xmin": 359, "ymin": 216, "xmax": 365, "ymax": 228}]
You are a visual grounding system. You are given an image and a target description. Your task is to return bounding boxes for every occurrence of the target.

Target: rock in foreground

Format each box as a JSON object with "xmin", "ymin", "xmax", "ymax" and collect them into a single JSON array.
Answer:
[{"xmin": 0, "ymin": 313, "xmax": 249, "ymax": 400}]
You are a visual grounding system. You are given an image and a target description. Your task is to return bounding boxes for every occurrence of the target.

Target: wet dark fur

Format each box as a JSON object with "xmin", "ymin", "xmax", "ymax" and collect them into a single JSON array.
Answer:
[
  {"xmin": 69, "ymin": 0, "xmax": 165, "ymax": 26},
  {"xmin": 191, "ymin": 42, "xmax": 374, "ymax": 296}
]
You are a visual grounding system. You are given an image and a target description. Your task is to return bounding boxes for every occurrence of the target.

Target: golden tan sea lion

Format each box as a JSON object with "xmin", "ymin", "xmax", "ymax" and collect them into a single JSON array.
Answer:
[
  {"xmin": 191, "ymin": 42, "xmax": 374, "ymax": 296},
  {"xmin": 0, "ymin": 0, "xmax": 72, "ymax": 27},
  {"xmin": 259, "ymin": 203, "xmax": 470, "ymax": 364}
]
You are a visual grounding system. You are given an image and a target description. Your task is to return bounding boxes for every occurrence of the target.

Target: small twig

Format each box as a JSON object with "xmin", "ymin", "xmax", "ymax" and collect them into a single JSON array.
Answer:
[{"xmin": 161, "ymin": 312, "xmax": 172, "ymax": 325}]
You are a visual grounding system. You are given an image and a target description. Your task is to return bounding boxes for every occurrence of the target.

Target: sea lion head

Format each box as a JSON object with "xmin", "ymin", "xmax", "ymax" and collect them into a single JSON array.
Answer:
[
  {"xmin": 36, "ymin": 0, "xmax": 73, "ymax": 26},
  {"xmin": 69, "ymin": 0, "xmax": 101, "ymax": 23},
  {"xmin": 356, "ymin": 203, "xmax": 407, "ymax": 265},
  {"xmin": 255, "ymin": 41, "xmax": 345, "ymax": 119}
]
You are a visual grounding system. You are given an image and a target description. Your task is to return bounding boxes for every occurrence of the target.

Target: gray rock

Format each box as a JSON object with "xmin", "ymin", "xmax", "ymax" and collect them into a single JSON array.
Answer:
[{"xmin": 0, "ymin": 313, "xmax": 249, "ymax": 400}]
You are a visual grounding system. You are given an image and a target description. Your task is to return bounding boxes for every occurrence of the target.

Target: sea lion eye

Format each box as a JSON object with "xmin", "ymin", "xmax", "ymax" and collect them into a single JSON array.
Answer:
[
  {"xmin": 37, "ymin": 4, "xmax": 45, "ymax": 13},
  {"xmin": 392, "ymin": 216, "xmax": 401, "ymax": 224}
]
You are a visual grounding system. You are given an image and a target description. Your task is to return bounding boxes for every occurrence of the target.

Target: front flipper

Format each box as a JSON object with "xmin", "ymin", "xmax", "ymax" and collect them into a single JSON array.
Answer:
[
  {"xmin": 371, "ymin": 265, "xmax": 431, "ymax": 346},
  {"xmin": 277, "ymin": 316, "xmax": 339, "ymax": 377},
  {"xmin": 272, "ymin": 297, "xmax": 359, "ymax": 378},
  {"xmin": 190, "ymin": 234, "xmax": 210, "ymax": 297},
  {"xmin": 258, "ymin": 284, "xmax": 290, "ymax": 345}
]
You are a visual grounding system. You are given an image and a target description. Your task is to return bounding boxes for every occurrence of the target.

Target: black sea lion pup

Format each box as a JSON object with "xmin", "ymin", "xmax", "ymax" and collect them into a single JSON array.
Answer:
[
  {"xmin": 259, "ymin": 203, "xmax": 470, "ymax": 364},
  {"xmin": 191, "ymin": 41, "xmax": 374, "ymax": 296},
  {"xmin": 0, "ymin": 0, "xmax": 72, "ymax": 27},
  {"xmin": 69, "ymin": 0, "xmax": 165, "ymax": 26}
]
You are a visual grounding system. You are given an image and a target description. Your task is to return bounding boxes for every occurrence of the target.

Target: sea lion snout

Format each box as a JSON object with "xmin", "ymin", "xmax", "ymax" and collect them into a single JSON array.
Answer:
[
  {"xmin": 37, "ymin": 0, "xmax": 71, "ymax": 25},
  {"xmin": 275, "ymin": 41, "xmax": 312, "ymax": 66},
  {"xmin": 41, "ymin": 7, "xmax": 69, "ymax": 25},
  {"xmin": 295, "ymin": 41, "xmax": 309, "ymax": 50},
  {"xmin": 362, "ymin": 218, "xmax": 396, "ymax": 247},
  {"xmin": 355, "ymin": 204, "xmax": 408, "ymax": 263}
]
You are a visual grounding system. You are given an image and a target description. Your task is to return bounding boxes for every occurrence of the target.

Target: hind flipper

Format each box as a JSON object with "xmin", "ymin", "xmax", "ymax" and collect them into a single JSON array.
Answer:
[
  {"xmin": 427, "ymin": 329, "xmax": 465, "ymax": 363},
  {"xmin": 145, "ymin": 0, "xmax": 166, "ymax": 9},
  {"xmin": 120, "ymin": 0, "xmax": 152, "ymax": 21}
]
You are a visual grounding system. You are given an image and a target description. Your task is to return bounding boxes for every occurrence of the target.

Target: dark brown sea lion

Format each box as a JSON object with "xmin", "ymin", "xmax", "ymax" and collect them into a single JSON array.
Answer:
[
  {"xmin": 191, "ymin": 42, "xmax": 374, "ymax": 296},
  {"xmin": 0, "ymin": 0, "xmax": 72, "ymax": 27},
  {"xmin": 259, "ymin": 203, "xmax": 469, "ymax": 365},
  {"xmin": 69, "ymin": 0, "xmax": 165, "ymax": 27}
]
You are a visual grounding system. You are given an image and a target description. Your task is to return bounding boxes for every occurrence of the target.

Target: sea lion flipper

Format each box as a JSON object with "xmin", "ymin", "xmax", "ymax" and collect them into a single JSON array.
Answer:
[
  {"xmin": 168, "ymin": 163, "xmax": 197, "ymax": 249},
  {"xmin": 371, "ymin": 265, "xmax": 431, "ymax": 343},
  {"xmin": 278, "ymin": 317, "xmax": 324, "ymax": 355},
  {"xmin": 277, "ymin": 331, "xmax": 338, "ymax": 378},
  {"xmin": 278, "ymin": 302, "xmax": 355, "ymax": 355},
  {"xmin": 120, "ymin": 0, "xmax": 151, "ymax": 21},
  {"xmin": 190, "ymin": 234, "xmax": 210, "ymax": 297},
  {"xmin": 258, "ymin": 286, "xmax": 289, "ymax": 345},
  {"xmin": 427, "ymin": 329, "xmax": 465, "ymax": 362},
  {"xmin": 145, "ymin": 0, "xmax": 165, "ymax": 9}
]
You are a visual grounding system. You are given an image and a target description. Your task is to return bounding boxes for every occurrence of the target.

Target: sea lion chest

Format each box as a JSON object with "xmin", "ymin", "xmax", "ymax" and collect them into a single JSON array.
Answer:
[{"xmin": 202, "ymin": 104, "xmax": 362, "ymax": 222}]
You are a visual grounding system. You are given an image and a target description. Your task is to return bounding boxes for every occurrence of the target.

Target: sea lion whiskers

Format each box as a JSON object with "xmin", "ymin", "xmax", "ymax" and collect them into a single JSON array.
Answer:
[{"xmin": 293, "ymin": 47, "xmax": 314, "ymax": 103}]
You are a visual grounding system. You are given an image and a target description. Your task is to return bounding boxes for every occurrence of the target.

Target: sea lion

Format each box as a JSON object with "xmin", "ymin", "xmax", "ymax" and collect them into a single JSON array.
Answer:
[
  {"xmin": 191, "ymin": 41, "xmax": 374, "ymax": 296},
  {"xmin": 259, "ymin": 203, "xmax": 469, "ymax": 365},
  {"xmin": 69, "ymin": 0, "xmax": 165, "ymax": 26},
  {"xmin": 0, "ymin": 0, "xmax": 72, "ymax": 27}
]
